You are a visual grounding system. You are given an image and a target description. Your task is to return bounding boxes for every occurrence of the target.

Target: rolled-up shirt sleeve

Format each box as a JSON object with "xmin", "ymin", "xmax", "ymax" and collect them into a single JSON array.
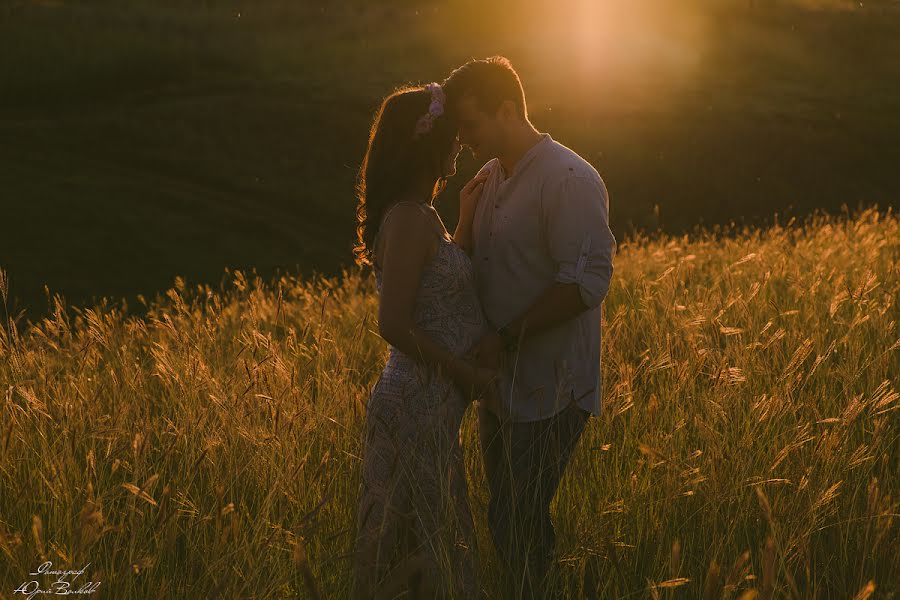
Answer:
[{"xmin": 544, "ymin": 173, "xmax": 617, "ymax": 309}]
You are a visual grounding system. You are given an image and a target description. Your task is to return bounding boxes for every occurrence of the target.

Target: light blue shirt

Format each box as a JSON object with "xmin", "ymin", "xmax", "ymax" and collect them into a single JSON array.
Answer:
[{"xmin": 472, "ymin": 133, "xmax": 616, "ymax": 422}]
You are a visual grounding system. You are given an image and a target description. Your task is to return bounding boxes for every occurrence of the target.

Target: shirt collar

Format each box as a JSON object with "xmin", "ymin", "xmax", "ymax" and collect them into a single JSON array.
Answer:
[{"xmin": 499, "ymin": 132, "xmax": 552, "ymax": 181}]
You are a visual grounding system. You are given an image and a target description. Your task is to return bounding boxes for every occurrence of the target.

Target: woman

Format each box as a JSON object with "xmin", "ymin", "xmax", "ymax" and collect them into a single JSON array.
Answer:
[{"xmin": 351, "ymin": 82, "xmax": 495, "ymax": 599}]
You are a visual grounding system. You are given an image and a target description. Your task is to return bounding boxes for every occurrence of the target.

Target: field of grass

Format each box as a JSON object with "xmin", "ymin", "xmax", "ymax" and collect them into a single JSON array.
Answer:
[
  {"xmin": 0, "ymin": 206, "xmax": 897, "ymax": 598},
  {"xmin": 1, "ymin": 0, "xmax": 899, "ymax": 315}
]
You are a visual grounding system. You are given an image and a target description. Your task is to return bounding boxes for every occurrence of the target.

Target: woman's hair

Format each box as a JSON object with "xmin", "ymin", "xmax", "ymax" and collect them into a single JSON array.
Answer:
[{"xmin": 353, "ymin": 85, "xmax": 458, "ymax": 267}]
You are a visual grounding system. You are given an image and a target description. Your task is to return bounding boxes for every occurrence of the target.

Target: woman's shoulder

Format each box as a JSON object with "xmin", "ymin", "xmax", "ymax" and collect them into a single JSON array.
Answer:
[
  {"xmin": 374, "ymin": 201, "xmax": 440, "ymax": 268},
  {"xmin": 380, "ymin": 200, "xmax": 432, "ymax": 232}
]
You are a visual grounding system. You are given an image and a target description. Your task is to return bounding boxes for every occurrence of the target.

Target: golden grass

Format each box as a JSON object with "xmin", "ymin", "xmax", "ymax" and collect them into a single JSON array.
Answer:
[{"xmin": 0, "ymin": 207, "xmax": 897, "ymax": 598}]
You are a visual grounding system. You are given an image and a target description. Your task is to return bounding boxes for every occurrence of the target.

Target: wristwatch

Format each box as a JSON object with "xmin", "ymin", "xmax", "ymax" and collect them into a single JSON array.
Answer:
[{"xmin": 497, "ymin": 324, "xmax": 518, "ymax": 352}]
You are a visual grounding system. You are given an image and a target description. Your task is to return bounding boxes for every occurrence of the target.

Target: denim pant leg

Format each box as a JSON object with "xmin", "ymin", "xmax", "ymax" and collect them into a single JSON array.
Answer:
[
  {"xmin": 479, "ymin": 400, "xmax": 590, "ymax": 598},
  {"xmin": 477, "ymin": 405, "xmax": 507, "ymax": 559}
]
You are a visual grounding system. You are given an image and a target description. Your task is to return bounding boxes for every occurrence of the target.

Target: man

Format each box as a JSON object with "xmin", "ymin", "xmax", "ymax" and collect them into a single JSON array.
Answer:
[{"xmin": 442, "ymin": 57, "xmax": 617, "ymax": 598}]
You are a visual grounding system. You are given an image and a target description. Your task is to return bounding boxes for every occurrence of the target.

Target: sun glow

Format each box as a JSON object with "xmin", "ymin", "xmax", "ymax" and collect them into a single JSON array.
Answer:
[{"xmin": 479, "ymin": 0, "xmax": 709, "ymax": 110}]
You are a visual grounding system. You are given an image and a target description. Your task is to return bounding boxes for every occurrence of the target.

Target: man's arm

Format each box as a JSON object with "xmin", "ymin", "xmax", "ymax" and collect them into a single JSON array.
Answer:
[
  {"xmin": 496, "ymin": 281, "xmax": 587, "ymax": 346},
  {"xmin": 475, "ymin": 172, "xmax": 616, "ymax": 362}
]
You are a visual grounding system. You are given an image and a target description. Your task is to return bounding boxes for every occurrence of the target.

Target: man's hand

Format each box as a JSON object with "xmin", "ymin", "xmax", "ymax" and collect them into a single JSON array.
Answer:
[
  {"xmin": 471, "ymin": 330, "xmax": 504, "ymax": 369},
  {"xmin": 452, "ymin": 358, "xmax": 501, "ymax": 405}
]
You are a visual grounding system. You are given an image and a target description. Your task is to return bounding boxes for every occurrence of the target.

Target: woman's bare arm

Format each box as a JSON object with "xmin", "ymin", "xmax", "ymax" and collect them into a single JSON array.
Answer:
[{"xmin": 378, "ymin": 203, "xmax": 492, "ymax": 394}]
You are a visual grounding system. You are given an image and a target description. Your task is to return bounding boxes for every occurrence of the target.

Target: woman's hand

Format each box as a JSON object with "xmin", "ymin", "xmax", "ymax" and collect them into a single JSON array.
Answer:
[
  {"xmin": 459, "ymin": 172, "xmax": 489, "ymax": 220},
  {"xmin": 453, "ymin": 171, "xmax": 490, "ymax": 255}
]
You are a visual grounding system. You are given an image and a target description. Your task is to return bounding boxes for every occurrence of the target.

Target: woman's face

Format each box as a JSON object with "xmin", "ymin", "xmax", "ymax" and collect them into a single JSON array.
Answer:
[{"xmin": 442, "ymin": 136, "xmax": 462, "ymax": 177}]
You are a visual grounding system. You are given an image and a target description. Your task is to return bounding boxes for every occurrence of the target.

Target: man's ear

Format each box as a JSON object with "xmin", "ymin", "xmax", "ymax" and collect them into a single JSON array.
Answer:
[{"xmin": 497, "ymin": 100, "xmax": 519, "ymax": 122}]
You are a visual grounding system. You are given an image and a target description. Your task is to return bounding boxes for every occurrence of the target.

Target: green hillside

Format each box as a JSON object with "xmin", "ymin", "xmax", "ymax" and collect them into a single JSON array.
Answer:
[{"xmin": 1, "ymin": 0, "xmax": 898, "ymax": 316}]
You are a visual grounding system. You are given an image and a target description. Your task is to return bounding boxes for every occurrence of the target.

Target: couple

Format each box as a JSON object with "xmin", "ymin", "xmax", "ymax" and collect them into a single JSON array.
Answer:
[{"xmin": 352, "ymin": 56, "xmax": 617, "ymax": 599}]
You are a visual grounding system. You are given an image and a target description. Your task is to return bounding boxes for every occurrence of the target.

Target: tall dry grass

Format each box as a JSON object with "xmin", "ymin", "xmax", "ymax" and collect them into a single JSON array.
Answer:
[{"xmin": 0, "ymin": 206, "xmax": 897, "ymax": 598}]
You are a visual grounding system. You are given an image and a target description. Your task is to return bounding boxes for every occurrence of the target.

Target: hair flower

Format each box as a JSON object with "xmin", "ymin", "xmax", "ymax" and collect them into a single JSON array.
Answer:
[{"xmin": 414, "ymin": 83, "xmax": 446, "ymax": 139}]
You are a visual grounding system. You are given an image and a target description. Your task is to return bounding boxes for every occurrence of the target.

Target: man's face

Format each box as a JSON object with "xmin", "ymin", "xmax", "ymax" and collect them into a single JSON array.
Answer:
[{"xmin": 454, "ymin": 94, "xmax": 505, "ymax": 164}]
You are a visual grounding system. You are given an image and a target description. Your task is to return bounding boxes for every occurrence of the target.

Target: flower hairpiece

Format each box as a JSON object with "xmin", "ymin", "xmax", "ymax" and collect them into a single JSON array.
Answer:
[{"xmin": 413, "ymin": 82, "xmax": 446, "ymax": 139}]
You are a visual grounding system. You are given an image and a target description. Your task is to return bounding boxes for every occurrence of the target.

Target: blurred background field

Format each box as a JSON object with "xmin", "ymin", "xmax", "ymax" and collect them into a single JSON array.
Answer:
[
  {"xmin": 1, "ymin": 2, "xmax": 898, "ymax": 598},
  {"xmin": 0, "ymin": 207, "xmax": 896, "ymax": 598},
  {"xmin": 1, "ymin": 0, "xmax": 899, "ymax": 315}
]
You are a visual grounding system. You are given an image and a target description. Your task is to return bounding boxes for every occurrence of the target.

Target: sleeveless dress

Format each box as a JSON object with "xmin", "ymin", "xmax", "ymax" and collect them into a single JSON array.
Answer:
[{"xmin": 352, "ymin": 201, "xmax": 489, "ymax": 599}]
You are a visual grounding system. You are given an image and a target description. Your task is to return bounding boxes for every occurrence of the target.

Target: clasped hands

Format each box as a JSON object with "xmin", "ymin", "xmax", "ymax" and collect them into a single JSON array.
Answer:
[{"xmin": 459, "ymin": 330, "xmax": 505, "ymax": 405}]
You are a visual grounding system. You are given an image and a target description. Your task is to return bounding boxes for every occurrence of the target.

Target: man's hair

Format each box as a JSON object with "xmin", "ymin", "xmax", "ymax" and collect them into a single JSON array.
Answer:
[{"xmin": 442, "ymin": 56, "xmax": 527, "ymax": 120}]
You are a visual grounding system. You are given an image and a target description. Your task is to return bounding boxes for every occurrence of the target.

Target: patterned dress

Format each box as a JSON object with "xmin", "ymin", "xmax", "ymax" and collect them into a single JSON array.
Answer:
[{"xmin": 353, "ymin": 201, "xmax": 489, "ymax": 599}]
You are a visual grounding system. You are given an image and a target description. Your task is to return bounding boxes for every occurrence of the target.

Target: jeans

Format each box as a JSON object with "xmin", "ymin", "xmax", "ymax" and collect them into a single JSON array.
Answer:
[{"xmin": 478, "ymin": 398, "xmax": 591, "ymax": 599}]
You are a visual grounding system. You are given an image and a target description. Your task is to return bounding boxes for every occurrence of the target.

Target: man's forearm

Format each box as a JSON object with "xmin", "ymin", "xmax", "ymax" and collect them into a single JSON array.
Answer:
[{"xmin": 501, "ymin": 282, "xmax": 589, "ymax": 343}]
